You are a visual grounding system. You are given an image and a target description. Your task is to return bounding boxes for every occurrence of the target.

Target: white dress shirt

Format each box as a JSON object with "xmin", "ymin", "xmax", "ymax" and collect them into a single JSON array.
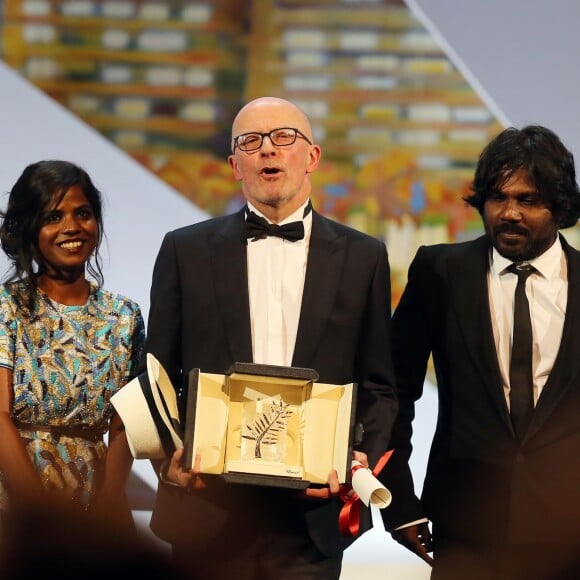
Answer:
[
  {"xmin": 488, "ymin": 238, "xmax": 567, "ymax": 408},
  {"xmin": 246, "ymin": 200, "xmax": 312, "ymax": 366}
]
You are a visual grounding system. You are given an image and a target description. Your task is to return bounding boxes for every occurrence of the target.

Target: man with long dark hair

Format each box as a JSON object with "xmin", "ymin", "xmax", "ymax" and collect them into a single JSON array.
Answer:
[{"xmin": 380, "ymin": 125, "xmax": 580, "ymax": 579}]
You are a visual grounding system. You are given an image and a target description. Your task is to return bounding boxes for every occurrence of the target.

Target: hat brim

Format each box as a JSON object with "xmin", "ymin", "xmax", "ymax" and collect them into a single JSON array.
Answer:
[{"xmin": 112, "ymin": 353, "xmax": 183, "ymax": 459}]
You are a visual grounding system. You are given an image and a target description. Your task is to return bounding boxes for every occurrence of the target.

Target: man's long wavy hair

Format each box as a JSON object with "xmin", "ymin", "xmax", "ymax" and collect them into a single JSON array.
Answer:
[{"xmin": 464, "ymin": 125, "xmax": 580, "ymax": 229}]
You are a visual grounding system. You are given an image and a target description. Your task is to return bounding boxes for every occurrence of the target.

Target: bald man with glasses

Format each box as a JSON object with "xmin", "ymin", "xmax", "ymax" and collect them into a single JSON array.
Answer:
[{"xmin": 143, "ymin": 96, "xmax": 397, "ymax": 580}]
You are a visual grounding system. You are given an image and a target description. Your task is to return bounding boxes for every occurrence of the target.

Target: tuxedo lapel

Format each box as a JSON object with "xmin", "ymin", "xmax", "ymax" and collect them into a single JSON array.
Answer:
[
  {"xmin": 448, "ymin": 237, "xmax": 511, "ymax": 426},
  {"xmin": 292, "ymin": 213, "xmax": 345, "ymax": 367},
  {"xmin": 527, "ymin": 236, "xmax": 580, "ymax": 437},
  {"xmin": 209, "ymin": 210, "xmax": 253, "ymax": 363}
]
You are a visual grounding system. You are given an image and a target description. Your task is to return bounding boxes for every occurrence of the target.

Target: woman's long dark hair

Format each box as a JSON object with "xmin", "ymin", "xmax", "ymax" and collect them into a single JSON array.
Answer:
[{"xmin": 0, "ymin": 160, "xmax": 105, "ymax": 314}]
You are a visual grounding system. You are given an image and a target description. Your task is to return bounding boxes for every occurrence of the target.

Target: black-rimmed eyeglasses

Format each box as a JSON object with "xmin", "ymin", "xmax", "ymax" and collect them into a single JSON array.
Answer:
[{"xmin": 233, "ymin": 127, "xmax": 312, "ymax": 152}]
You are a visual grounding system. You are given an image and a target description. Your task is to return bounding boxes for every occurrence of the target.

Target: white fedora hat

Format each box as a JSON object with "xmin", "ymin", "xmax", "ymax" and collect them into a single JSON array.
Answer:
[{"xmin": 112, "ymin": 353, "xmax": 183, "ymax": 459}]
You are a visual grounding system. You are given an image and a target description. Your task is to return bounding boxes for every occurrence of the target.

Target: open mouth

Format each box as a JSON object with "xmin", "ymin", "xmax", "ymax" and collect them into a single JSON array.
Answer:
[
  {"xmin": 59, "ymin": 240, "xmax": 83, "ymax": 250},
  {"xmin": 261, "ymin": 167, "xmax": 281, "ymax": 176}
]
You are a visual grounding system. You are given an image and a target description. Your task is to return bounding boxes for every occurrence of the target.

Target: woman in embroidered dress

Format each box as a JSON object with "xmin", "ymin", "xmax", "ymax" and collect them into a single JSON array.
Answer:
[{"xmin": 0, "ymin": 160, "xmax": 145, "ymax": 519}]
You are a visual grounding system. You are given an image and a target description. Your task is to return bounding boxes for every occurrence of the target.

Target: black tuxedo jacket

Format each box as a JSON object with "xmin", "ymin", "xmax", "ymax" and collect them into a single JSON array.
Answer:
[
  {"xmin": 144, "ymin": 207, "xmax": 397, "ymax": 556},
  {"xmin": 380, "ymin": 234, "xmax": 580, "ymax": 547}
]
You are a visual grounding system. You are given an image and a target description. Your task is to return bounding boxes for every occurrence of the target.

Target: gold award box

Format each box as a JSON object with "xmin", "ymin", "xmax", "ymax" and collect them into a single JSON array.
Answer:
[{"xmin": 183, "ymin": 363, "xmax": 357, "ymax": 490}]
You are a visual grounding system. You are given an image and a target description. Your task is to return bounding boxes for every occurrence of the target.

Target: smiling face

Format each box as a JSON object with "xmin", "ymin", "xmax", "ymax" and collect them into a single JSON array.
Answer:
[
  {"xmin": 483, "ymin": 168, "xmax": 559, "ymax": 261},
  {"xmin": 228, "ymin": 97, "xmax": 321, "ymax": 222},
  {"xmin": 37, "ymin": 185, "xmax": 99, "ymax": 281}
]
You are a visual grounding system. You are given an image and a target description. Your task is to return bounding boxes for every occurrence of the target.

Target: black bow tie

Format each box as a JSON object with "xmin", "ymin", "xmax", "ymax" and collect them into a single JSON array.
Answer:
[
  {"xmin": 245, "ymin": 212, "xmax": 304, "ymax": 242},
  {"xmin": 245, "ymin": 202, "xmax": 311, "ymax": 243}
]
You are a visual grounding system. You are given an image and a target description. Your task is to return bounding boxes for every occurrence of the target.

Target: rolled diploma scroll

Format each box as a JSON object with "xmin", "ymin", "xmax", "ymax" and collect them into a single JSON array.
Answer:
[{"xmin": 350, "ymin": 460, "xmax": 392, "ymax": 508}]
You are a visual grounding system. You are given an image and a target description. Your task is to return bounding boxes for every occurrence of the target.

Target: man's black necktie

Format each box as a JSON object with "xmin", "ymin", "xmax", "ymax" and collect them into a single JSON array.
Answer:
[
  {"xmin": 245, "ymin": 201, "xmax": 311, "ymax": 243},
  {"xmin": 508, "ymin": 263, "xmax": 535, "ymax": 440}
]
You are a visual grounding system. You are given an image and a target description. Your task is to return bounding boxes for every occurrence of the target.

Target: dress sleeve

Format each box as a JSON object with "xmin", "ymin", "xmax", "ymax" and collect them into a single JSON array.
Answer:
[
  {"xmin": 0, "ymin": 289, "xmax": 16, "ymax": 370},
  {"xmin": 124, "ymin": 303, "xmax": 146, "ymax": 383}
]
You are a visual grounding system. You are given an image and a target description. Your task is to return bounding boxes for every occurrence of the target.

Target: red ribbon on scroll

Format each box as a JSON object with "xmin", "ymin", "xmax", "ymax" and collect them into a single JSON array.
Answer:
[{"xmin": 338, "ymin": 449, "xmax": 394, "ymax": 536}]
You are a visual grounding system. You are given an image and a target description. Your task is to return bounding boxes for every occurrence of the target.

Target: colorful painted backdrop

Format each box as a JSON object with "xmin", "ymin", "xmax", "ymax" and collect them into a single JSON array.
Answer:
[{"xmin": 1, "ymin": 0, "xmax": 504, "ymax": 304}]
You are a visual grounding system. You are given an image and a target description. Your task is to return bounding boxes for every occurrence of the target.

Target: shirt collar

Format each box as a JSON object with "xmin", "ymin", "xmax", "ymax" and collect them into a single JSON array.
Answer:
[
  {"xmin": 246, "ymin": 199, "xmax": 312, "ymax": 226},
  {"xmin": 490, "ymin": 235, "xmax": 563, "ymax": 279}
]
